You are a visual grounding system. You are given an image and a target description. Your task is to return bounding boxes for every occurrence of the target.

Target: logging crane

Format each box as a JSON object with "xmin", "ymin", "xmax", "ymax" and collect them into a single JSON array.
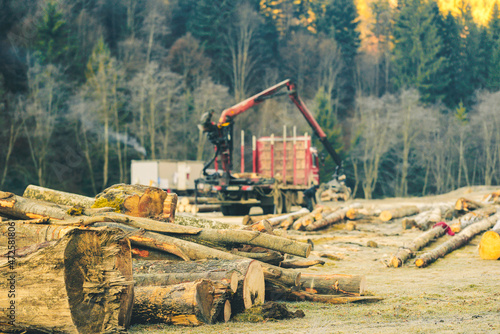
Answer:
[{"xmin": 197, "ymin": 79, "xmax": 348, "ymax": 216}]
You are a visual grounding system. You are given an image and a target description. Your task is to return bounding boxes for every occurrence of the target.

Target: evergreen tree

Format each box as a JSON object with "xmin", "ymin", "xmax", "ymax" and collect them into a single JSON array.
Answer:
[
  {"xmin": 487, "ymin": 3, "xmax": 500, "ymax": 91},
  {"xmin": 392, "ymin": 0, "xmax": 443, "ymax": 103}
]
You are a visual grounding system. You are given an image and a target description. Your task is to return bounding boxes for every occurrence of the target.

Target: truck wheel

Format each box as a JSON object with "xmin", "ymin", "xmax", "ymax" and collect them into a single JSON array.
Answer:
[
  {"xmin": 221, "ymin": 205, "xmax": 250, "ymax": 216},
  {"xmin": 261, "ymin": 205, "xmax": 274, "ymax": 215}
]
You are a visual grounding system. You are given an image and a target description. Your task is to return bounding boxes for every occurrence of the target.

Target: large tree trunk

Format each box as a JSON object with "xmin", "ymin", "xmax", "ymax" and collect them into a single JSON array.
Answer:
[
  {"xmin": 415, "ymin": 213, "xmax": 500, "ymax": 267},
  {"xmin": 132, "ymin": 280, "xmax": 215, "ymax": 326},
  {"xmin": 379, "ymin": 205, "xmax": 420, "ymax": 222},
  {"xmin": 299, "ymin": 273, "xmax": 366, "ymax": 295},
  {"xmin": 0, "ymin": 228, "xmax": 133, "ymax": 333},
  {"xmin": 478, "ymin": 220, "xmax": 500, "ymax": 260},
  {"xmin": 93, "ymin": 184, "xmax": 167, "ymax": 218},
  {"xmin": 23, "ymin": 184, "xmax": 95, "ymax": 208}
]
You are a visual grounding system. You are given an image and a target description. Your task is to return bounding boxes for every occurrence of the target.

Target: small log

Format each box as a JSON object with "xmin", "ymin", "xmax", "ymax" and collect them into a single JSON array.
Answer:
[
  {"xmin": 93, "ymin": 184, "xmax": 167, "ymax": 218},
  {"xmin": 266, "ymin": 208, "xmax": 310, "ymax": 227},
  {"xmin": 162, "ymin": 193, "xmax": 178, "ymax": 221},
  {"xmin": 23, "ymin": 184, "xmax": 95, "ymax": 208},
  {"xmin": 0, "ymin": 228, "xmax": 133, "ymax": 333},
  {"xmin": 231, "ymin": 249, "xmax": 284, "ymax": 265},
  {"xmin": 0, "ymin": 191, "xmax": 72, "ymax": 220},
  {"xmin": 292, "ymin": 207, "xmax": 323, "ymax": 230},
  {"xmin": 175, "ymin": 214, "xmax": 241, "ymax": 230},
  {"xmin": 449, "ymin": 206, "xmax": 498, "ymax": 233},
  {"xmin": 345, "ymin": 208, "xmax": 380, "ymax": 221},
  {"xmin": 455, "ymin": 197, "xmax": 484, "ymax": 212},
  {"xmin": 390, "ymin": 223, "xmax": 450, "ymax": 267},
  {"xmin": 478, "ymin": 220, "xmax": 500, "ymax": 260},
  {"xmin": 192, "ymin": 204, "xmax": 221, "ymax": 213},
  {"xmin": 415, "ymin": 213, "xmax": 500, "ymax": 267},
  {"xmin": 379, "ymin": 205, "xmax": 420, "ymax": 222},
  {"xmin": 132, "ymin": 280, "xmax": 214, "ymax": 326},
  {"xmin": 94, "ymin": 222, "xmax": 301, "ymax": 287},
  {"xmin": 300, "ymin": 273, "xmax": 365, "ymax": 295},
  {"xmin": 265, "ymin": 284, "xmax": 380, "ymax": 304},
  {"xmin": 279, "ymin": 259, "xmax": 325, "ymax": 269},
  {"xmin": 305, "ymin": 205, "xmax": 355, "ymax": 231}
]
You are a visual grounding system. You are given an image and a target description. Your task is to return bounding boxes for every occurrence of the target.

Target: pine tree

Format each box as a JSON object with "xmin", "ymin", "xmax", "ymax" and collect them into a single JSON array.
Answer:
[
  {"xmin": 487, "ymin": 3, "xmax": 500, "ymax": 91},
  {"xmin": 392, "ymin": 0, "xmax": 443, "ymax": 103}
]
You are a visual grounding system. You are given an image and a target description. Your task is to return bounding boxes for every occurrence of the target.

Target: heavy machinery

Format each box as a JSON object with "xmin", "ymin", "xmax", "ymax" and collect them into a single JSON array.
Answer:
[{"xmin": 196, "ymin": 79, "xmax": 349, "ymax": 216}]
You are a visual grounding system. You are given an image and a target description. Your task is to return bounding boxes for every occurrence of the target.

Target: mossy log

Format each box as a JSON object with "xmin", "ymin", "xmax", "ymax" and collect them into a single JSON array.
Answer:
[
  {"xmin": 0, "ymin": 228, "xmax": 134, "ymax": 333},
  {"xmin": 415, "ymin": 213, "xmax": 500, "ymax": 267},
  {"xmin": 94, "ymin": 222, "xmax": 301, "ymax": 287},
  {"xmin": 379, "ymin": 205, "xmax": 420, "ymax": 222},
  {"xmin": 449, "ymin": 206, "xmax": 498, "ymax": 233},
  {"xmin": 478, "ymin": 220, "xmax": 500, "ymax": 260},
  {"xmin": 23, "ymin": 184, "xmax": 95, "ymax": 208},
  {"xmin": 300, "ymin": 273, "xmax": 366, "ymax": 295},
  {"xmin": 390, "ymin": 224, "xmax": 449, "ymax": 268},
  {"xmin": 175, "ymin": 214, "xmax": 241, "ymax": 229},
  {"xmin": 132, "ymin": 280, "xmax": 214, "ymax": 326},
  {"xmin": 93, "ymin": 184, "xmax": 167, "ymax": 218}
]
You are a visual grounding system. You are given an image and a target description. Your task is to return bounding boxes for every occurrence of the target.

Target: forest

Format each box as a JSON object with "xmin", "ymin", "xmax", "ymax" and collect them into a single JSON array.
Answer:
[{"xmin": 0, "ymin": 0, "xmax": 499, "ymax": 199}]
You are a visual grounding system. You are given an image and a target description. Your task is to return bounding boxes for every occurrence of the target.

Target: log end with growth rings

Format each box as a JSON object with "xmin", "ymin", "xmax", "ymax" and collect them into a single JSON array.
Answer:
[{"xmin": 478, "ymin": 230, "xmax": 500, "ymax": 260}]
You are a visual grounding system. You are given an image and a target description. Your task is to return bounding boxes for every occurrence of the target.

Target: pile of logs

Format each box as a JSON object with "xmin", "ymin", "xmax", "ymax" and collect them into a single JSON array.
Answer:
[
  {"xmin": 0, "ymin": 184, "xmax": 377, "ymax": 333},
  {"xmin": 176, "ymin": 196, "xmax": 221, "ymax": 215}
]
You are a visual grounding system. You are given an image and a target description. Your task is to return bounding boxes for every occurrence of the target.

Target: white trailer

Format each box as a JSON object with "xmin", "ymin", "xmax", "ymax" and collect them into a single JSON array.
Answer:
[{"xmin": 131, "ymin": 160, "xmax": 204, "ymax": 193}]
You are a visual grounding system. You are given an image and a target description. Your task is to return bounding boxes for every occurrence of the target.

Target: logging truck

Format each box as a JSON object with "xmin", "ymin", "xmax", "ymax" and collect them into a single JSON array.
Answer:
[{"xmin": 196, "ymin": 79, "xmax": 350, "ymax": 216}]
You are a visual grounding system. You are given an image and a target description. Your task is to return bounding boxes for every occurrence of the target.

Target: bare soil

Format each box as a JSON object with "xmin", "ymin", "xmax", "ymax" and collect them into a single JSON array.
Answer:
[{"xmin": 130, "ymin": 186, "xmax": 500, "ymax": 334}]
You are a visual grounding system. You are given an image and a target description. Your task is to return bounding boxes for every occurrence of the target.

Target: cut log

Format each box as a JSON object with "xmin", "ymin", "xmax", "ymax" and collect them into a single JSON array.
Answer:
[
  {"xmin": 231, "ymin": 249, "xmax": 284, "ymax": 265},
  {"xmin": 449, "ymin": 206, "xmax": 498, "ymax": 233},
  {"xmin": 390, "ymin": 223, "xmax": 450, "ymax": 267},
  {"xmin": 346, "ymin": 208, "xmax": 380, "ymax": 221},
  {"xmin": 415, "ymin": 213, "xmax": 500, "ymax": 267},
  {"xmin": 162, "ymin": 193, "xmax": 178, "ymax": 221},
  {"xmin": 265, "ymin": 284, "xmax": 380, "ymax": 304},
  {"xmin": 292, "ymin": 207, "xmax": 324, "ymax": 230},
  {"xmin": 266, "ymin": 208, "xmax": 310, "ymax": 227},
  {"xmin": 379, "ymin": 205, "xmax": 420, "ymax": 222},
  {"xmin": 478, "ymin": 220, "xmax": 500, "ymax": 260},
  {"xmin": 174, "ymin": 228, "xmax": 311, "ymax": 258},
  {"xmin": 279, "ymin": 259, "xmax": 325, "ymax": 269},
  {"xmin": 305, "ymin": 205, "xmax": 356, "ymax": 231},
  {"xmin": 92, "ymin": 184, "xmax": 167, "ymax": 218},
  {"xmin": 132, "ymin": 280, "xmax": 214, "ymax": 326},
  {"xmin": 0, "ymin": 228, "xmax": 133, "ymax": 333},
  {"xmin": 23, "ymin": 184, "xmax": 95, "ymax": 208},
  {"xmin": 299, "ymin": 273, "xmax": 365, "ymax": 295},
  {"xmin": 191, "ymin": 204, "xmax": 221, "ymax": 213},
  {"xmin": 455, "ymin": 197, "xmax": 484, "ymax": 212},
  {"xmin": 0, "ymin": 191, "xmax": 73, "ymax": 220},
  {"xmin": 94, "ymin": 222, "xmax": 301, "ymax": 287}
]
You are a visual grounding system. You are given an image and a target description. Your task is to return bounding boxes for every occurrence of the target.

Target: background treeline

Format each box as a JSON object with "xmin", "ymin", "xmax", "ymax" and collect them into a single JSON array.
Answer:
[{"xmin": 0, "ymin": 0, "xmax": 499, "ymax": 198}]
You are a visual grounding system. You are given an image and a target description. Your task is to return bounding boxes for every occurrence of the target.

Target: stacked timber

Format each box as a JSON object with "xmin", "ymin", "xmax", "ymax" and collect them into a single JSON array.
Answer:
[
  {"xmin": 176, "ymin": 196, "xmax": 221, "ymax": 214},
  {"xmin": 0, "ymin": 184, "xmax": 378, "ymax": 329}
]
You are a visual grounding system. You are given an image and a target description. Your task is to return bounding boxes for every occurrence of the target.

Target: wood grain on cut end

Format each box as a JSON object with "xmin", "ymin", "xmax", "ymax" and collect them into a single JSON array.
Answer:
[{"xmin": 478, "ymin": 230, "xmax": 500, "ymax": 260}]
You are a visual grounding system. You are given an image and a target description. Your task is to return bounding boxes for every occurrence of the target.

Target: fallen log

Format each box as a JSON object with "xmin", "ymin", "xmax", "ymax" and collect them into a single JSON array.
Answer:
[
  {"xmin": 345, "ymin": 208, "xmax": 380, "ymax": 221},
  {"xmin": 415, "ymin": 213, "xmax": 500, "ymax": 267},
  {"xmin": 279, "ymin": 259, "xmax": 325, "ymax": 269},
  {"xmin": 305, "ymin": 205, "xmax": 356, "ymax": 231},
  {"xmin": 132, "ymin": 280, "xmax": 215, "ymax": 326},
  {"xmin": 455, "ymin": 197, "xmax": 484, "ymax": 212},
  {"xmin": 379, "ymin": 205, "xmax": 420, "ymax": 222},
  {"xmin": 266, "ymin": 208, "xmax": 310, "ymax": 227},
  {"xmin": 94, "ymin": 222, "xmax": 301, "ymax": 287},
  {"xmin": 449, "ymin": 206, "xmax": 498, "ymax": 233},
  {"xmin": 175, "ymin": 214, "xmax": 241, "ymax": 230},
  {"xmin": 23, "ymin": 184, "xmax": 95, "ymax": 208},
  {"xmin": 93, "ymin": 184, "xmax": 167, "ymax": 218},
  {"xmin": 478, "ymin": 220, "xmax": 500, "ymax": 260},
  {"xmin": 265, "ymin": 284, "xmax": 380, "ymax": 304},
  {"xmin": 0, "ymin": 228, "xmax": 134, "ymax": 333},
  {"xmin": 390, "ymin": 223, "xmax": 451, "ymax": 267},
  {"xmin": 0, "ymin": 191, "xmax": 72, "ymax": 220},
  {"xmin": 300, "ymin": 273, "xmax": 366, "ymax": 295},
  {"xmin": 292, "ymin": 207, "xmax": 324, "ymax": 230},
  {"xmin": 190, "ymin": 204, "xmax": 221, "ymax": 214}
]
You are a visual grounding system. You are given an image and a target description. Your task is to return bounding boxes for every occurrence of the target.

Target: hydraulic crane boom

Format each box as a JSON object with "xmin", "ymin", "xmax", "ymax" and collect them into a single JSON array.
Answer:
[{"xmin": 201, "ymin": 79, "xmax": 342, "ymax": 181}]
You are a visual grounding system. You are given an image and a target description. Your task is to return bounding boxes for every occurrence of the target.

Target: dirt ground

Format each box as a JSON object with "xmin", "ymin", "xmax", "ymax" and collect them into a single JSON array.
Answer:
[{"xmin": 130, "ymin": 186, "xmax": 500, "ymax": 334}]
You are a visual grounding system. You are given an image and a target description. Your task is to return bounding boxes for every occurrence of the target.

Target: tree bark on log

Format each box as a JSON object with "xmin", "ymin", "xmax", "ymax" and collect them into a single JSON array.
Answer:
[
  {"xmin": 132, "ymin": 280, "xmax": 214, "ymax": 326},
  {"xmin": 449, "ymin": 206, "xmax": 498, "ymax": 233},
  {"xmin": 93, "ymin": 184, "xmax": 167, "ymax": 218},
  {"xmin": 345, "ymin": 208, "xmax": 381, "ymax": 221},
  {"xmin": 379, "ymin": 205, "xmax": 420, "ymax": 222},
  {"xmin": 415, "ymin": 213, "xmax": 500, "ymax": 267},
  {"xmin": 279, "ymin": 259, "xmax": 325, "ymax": 268},
  {"xmin": 300, "ymin": 273, "xmax": 366, "ymax": 295},
  {"xmin": 292, "ymin": 207, "xmax": 324, "ymax": 230},
  {"xmin": 94, "ymin": 222, "xmax": 301, "ymax": 287},
  {"xmin": 390, "ymin": 224, "xmax": 449, "ymax": 268},
  {"xmin": 0, "ymin": 228, "xmax": 133, "ymax": 333},
  {"xmin": 23, "ymin": 184, "xmax": 95, "ymax": 208},
  {"xmin": 478, "ymin": 220, "xmax": 500, "ymax": 260},
  {"xmin": 175, "ymin": 214, "xmax": 241, "ymax": 230},
  {"xmin": 265, "ymin": 284, "xmax": 380, "ymax": 304},
  {"xmin": 0, "ymin": 191, "xmax": 73, "ymax": 220},
  {"xmin": 305, "ymin": 205, "xmax": 355, "ymax": 231},
  {"xmin": 231, "ymin": 249, "xmax": 284, "ymax": 265}
]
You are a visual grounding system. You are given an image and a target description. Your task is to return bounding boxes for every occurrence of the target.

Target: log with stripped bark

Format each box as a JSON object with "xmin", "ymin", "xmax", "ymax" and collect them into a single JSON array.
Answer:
[
  {"xmin": 478, "ymin": 220, "xmax": 500, "ymax": 260},
  {"xmin": 415, "ymin": 213, "xmax": 500, "ymax": 267},
  {"xmin": 0, "ymin": 228, "xmax": 134, "ymax": 333}
]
